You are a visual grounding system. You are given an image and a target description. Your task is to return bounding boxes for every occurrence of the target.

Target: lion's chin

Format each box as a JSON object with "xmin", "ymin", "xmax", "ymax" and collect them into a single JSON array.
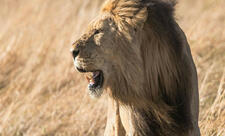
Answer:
[{"xmin": 88, "ymin": 87, "xmax": 104, "ymax": 98}]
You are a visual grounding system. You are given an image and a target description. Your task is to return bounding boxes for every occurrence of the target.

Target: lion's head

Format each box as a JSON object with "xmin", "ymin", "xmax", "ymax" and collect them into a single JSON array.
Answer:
[
  {"xmin": 71, "ymin": 0, "xmax": 149, "ymax": 102},
  {"xmin": 71, "ymin": 0, "xmax": 186, "ymax": 107}
]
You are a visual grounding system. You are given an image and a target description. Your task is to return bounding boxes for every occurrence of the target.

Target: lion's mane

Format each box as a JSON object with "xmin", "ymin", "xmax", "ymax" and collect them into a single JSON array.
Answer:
[{"xmin": 102, "ymin": 0, "xmax": 199, "ymax": 135}]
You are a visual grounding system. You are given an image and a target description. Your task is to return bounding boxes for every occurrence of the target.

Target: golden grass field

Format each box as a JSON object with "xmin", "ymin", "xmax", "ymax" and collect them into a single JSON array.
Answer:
[{"xmin": 0, "ymin": 0, "xmax": 224, "ymax": 135}]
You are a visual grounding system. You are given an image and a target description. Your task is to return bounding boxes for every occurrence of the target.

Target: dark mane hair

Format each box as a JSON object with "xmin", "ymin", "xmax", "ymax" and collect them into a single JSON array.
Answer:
[
  {"xmin": 134, "ymin": 1, "xmax": 194, "ymax": 135},
  {"xmin": 101, "ymin": 0, "xmax": 199, "ymax": 135}
]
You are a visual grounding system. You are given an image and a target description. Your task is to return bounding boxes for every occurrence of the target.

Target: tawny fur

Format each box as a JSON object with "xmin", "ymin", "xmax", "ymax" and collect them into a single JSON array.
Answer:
[{"xmin": 72, "ymin": 0, "xmax": 201, "ymax": 135}]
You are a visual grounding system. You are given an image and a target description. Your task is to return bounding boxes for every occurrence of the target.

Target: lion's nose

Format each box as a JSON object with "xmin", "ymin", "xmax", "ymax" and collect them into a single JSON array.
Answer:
[{"xmin": 71, "ymin": 48, "xmax": 80, "ymax": 59}]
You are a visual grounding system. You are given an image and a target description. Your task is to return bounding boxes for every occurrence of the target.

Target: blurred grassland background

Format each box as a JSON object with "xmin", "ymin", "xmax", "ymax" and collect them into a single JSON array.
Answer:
[{"xmin": 0, "ymin": 0, "xmax": 224, "ymax": 135}]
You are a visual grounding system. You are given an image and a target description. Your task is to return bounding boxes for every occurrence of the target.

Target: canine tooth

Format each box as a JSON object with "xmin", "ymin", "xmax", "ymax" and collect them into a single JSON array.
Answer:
[{"xmin": 93, "ymin": 71, "xmax": 100, "ymax": 78}]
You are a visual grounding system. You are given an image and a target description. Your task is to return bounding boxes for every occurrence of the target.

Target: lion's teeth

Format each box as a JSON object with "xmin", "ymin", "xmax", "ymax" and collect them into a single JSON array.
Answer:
[{"xmin": 93, "ymin": 71, "xmax": 100, "ymax": 78}]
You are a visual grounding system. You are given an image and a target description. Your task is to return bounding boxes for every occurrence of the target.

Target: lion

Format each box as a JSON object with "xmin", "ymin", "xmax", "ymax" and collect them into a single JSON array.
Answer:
[{"xmin": 71, "ymin": 0, "xmax": 201, "ymax": 135}]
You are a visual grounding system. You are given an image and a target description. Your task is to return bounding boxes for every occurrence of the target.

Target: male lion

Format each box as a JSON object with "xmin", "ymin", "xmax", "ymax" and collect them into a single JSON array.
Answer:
[{"xmin": 71, "ymin": 0, "xmax": 200, "ymax": 135}]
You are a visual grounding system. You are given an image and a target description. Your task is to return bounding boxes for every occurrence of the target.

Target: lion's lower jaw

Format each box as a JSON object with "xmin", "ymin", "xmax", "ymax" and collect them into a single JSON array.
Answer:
[{"xmin": 88, "ymin": 87, "xmax": 103, "ymax": 98}]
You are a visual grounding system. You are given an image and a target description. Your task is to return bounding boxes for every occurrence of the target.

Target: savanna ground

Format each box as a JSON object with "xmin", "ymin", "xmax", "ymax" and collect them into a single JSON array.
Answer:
[{"xmin": 0, "ymin": 0, "xmax": 224, "ymax": 136}]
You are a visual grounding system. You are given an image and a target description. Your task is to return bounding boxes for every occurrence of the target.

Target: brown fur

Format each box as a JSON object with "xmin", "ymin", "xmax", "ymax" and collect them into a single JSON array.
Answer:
[{"xmin": 72, "ymin": 0, "xmax": 200, "ymax": 135}]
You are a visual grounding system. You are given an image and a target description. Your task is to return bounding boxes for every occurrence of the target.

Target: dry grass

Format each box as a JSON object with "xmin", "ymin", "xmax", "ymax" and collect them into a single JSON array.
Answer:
[{"xmin": 0, "ymin": 0, "xmax": 224, "ymax": 135}]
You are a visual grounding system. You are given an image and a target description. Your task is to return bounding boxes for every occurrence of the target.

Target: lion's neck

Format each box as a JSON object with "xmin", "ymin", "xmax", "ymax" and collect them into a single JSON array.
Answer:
[
  {"xmin": 119, "ymin": 103, "xmax": 164, "ymax": 136},
  {"xmin": 105, "ymin": 96, "xmax": 190, "ymax": 136},
  {"xmin": 104, "ymin": 97, "xmax": 126, "ymax": 136}
]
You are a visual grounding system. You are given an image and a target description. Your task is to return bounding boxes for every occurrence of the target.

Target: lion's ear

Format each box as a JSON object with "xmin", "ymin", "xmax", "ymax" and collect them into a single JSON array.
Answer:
[{"xmin": 102, "ymin": 0, "xmax": 148, "ymax": 29}]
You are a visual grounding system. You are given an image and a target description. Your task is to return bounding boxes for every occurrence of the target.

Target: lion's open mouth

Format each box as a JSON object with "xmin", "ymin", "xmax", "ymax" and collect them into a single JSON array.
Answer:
[
  {"xmin": 85, "ymin": 70, "xmax": 104, "ymax": 91},
  {"xmin": 76, "ymin": 67, "xmax": 104, "ymax": 96}
]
